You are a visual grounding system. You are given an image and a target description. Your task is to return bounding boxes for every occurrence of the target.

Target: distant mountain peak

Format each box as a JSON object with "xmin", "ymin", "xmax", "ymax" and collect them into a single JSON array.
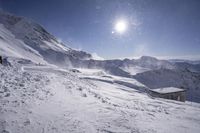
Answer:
[{"xmin": 139, "ymin": 56, "xmax": 158, "ymax": 61}]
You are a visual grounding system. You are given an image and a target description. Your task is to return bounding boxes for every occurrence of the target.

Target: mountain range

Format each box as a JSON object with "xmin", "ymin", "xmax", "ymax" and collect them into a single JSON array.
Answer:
[
  {"xmin": 1, "ymin": 10, "xmax": 200, "ymax": 133},
  {"xmin": 0, "ymin": 11, "xmax": 200, "ymax": 103}
]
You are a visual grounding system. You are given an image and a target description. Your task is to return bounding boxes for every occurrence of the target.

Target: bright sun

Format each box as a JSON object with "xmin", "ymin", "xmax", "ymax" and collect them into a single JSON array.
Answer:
[{"xmin": 114, "ymin": 20, "xmax": 127, "ymax": 34}]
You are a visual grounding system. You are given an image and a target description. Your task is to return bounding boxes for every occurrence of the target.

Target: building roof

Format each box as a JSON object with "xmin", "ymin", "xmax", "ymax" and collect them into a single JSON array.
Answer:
[{"xmin": 150, "ymin": 87, "xmax": 185, "ymax": 94}]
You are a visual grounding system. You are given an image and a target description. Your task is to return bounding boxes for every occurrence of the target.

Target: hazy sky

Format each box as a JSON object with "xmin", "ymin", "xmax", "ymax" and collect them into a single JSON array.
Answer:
[{"xmin": 1, "ymin": 0, "xmax": 200, "ymax": 59}]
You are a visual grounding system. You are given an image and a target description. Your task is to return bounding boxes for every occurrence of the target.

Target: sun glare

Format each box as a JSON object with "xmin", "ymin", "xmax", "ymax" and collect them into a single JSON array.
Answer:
[{"xmin": 114, "ymin": 20, "xmax": 127, "ymax": 34}]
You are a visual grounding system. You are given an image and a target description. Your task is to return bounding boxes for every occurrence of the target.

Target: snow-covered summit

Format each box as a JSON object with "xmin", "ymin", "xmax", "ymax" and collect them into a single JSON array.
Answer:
[
  {"xmin": 134, "ymin": 56, "xmax": 175, "ymax": 70},
  {"xmin": 0, "ymin": 11, "xmax": 92, "ymax": 66}
]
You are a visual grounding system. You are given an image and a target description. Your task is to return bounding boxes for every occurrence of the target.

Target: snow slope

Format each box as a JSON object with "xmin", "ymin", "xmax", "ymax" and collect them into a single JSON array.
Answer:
[
  {"xmin": 0, "ymin": 24, "xmax": 47, "ymax": 64},
  {"xmin": 1, "ymin": 60, "xmax": 200, "ymax": 133},
  {"xmin": 0, "ymin": 11, "xmax": 91, "ymax": 67},
  {"xmin": 122, "ymin": 66, "xmax": 151, "ymax": 75},
  {"xmin": 134, "ymin": 68, "xmax": 200, "ymax": 103},
  {"xmin": 1, "ymin": 11, "xmax": 200, "ymax": 133}
]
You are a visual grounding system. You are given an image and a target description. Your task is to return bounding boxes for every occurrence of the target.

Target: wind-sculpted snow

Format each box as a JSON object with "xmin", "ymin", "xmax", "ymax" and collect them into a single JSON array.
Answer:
[
  {"xmin": 0, "ymin": 24, "xmax": 47, "ymax": 64},
  {"xmin": 0, "ymin": 11, "xmax": 91, "ymax": 66},
  {"xmin": 1, "ymin": 60, "xmax": 200, "ymax": 133},
  {"xmin": 1, "ymin": 11, "xmax": 200, "ymax": 132}
]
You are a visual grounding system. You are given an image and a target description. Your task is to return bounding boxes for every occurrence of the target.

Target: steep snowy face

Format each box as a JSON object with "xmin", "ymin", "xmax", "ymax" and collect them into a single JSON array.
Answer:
[
  {"xmin": 0, "ymin": 11, "xmax": 91, "ymax": 66},
  {"xmin": 0, "ymin": 24, "xmax": 47, "ymax": 64}
]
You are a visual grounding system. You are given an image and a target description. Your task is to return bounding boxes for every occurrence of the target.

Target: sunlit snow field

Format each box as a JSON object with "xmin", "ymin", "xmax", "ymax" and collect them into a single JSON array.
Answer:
[{"xmin": 1, "ymin": 60, "xmax": 200, "ymax": 133}]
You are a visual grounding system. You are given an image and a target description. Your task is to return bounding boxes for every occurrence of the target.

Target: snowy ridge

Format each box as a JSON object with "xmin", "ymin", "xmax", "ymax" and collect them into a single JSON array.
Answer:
[
  {"xmin": 0, "ymin": 11, "xmax": 176, "ymax": 71},
  {"xmin": 0, "ymin": 10, "xmax": 200, "ymax": 103},
  {"xmin": 1, "ymin": 59, "xmax": 200, "ymax": 133},
  {"xmin": 0, "ymin": 24, "xmax": 47, "ymax": 64},
  {"xmin": 1, "ymin": 11, "xmax": 200, "ymax": 133},
  {"xmin": 0, "ymin": 11, "xmax": 91, "ymax": 66},
  {"xmin": 134, "ymin": 68, "xmax": 200, "ymax": 102},
  {"xmin": 135, "ymin": 56, "xmax": 175, "ymax": 70}
]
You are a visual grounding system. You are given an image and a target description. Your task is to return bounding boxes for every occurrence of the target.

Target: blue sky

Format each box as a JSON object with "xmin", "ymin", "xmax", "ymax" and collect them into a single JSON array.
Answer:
[{"xmin": 0, "ymin": 0, "xmax": 200, "ymax": 60}]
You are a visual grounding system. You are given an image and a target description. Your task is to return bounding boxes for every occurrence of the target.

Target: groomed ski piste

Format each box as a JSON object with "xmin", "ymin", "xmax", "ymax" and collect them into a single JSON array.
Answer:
[{"xmin": 1, "ymin": 58, "xmax": 200, "ymax": 133}]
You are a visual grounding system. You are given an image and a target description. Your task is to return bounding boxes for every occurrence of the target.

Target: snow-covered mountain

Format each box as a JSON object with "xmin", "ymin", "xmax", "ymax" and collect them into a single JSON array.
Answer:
[
  {"xmin": 1, "ymin": 11, "xmax": 200, "ymax": 103},
  {"xmin": 171, "ymin": 60, "xmax": 200, "ymax": 73},
  {"xmin": 0, "ymin": 11, "xmax": 91, "ymax": 67},
  {"xmin": 70, "ymin": 56, "xmax": 175, "ymax": 77},
  {"xmin": 0, "ymin": 11, "xmax": 176, "ymax": 72},
  {"xmin": 134, "ymin": 68, "xmax": 200, "ymax": 102},
  {"xmin": 1, "ymin": 59, "xmax": 200, "ymax": 133},
  {"xmin": 1, "ymin": 11, "xmax": 200, "ymax": 133},
  {"xmin": 134, "ymin": 56, "xmax": 175, "ymax": 70}
]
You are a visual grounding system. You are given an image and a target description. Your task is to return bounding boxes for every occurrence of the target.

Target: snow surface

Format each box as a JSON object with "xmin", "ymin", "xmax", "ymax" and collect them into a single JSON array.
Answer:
[
  {"xmin": 0, "ymin": 24, "xmax": 47, "ymax": 64},
  {"xmin": 151, "ymin": 87, "xmax": 185, "ymax": 94},
  {"xmin": 76, "ymin": 68, "xmax": 147, "ymax": 91},
  {"xmin": 122, "ymin": 66, "xmax": 150, "ymax": 75},
  {"xmin": 1, "ymin": 60, "xmax": 200, "ymax": 133},
  {"xmin": 1, "ymin": 11, "xmax": 200, "ymax": 133}
]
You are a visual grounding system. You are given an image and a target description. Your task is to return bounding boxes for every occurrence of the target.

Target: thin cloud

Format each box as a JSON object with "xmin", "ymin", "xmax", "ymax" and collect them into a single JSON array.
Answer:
[{"xmin": 91, "ymin": 53, "xmax": 104, "ymax": 60}]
